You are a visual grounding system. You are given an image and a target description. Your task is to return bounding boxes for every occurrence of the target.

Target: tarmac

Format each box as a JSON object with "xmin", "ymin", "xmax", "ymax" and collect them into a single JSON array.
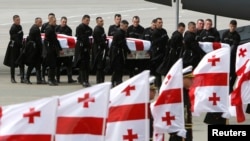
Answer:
[{"xmin": 0, "ymin": 0, "xmax": 249, "ymax": 141}]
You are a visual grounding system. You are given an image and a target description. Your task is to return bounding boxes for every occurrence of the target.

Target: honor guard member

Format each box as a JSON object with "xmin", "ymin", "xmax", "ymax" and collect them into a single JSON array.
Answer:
[
  {"xmin": 4, "ymin": 15, "xmax": 25, "ymax": 83},
  {"xmin": 221, "ymin": 20, "xmax": 241, "ymax": 93},
  {"xmin": 108, "ymin": 14, "xmax": 121, "ymax": 36},
  {"xmin": 199, "ymin": 18, "xmax": 220, "ymax": 42},
  {"xmin": 110, "ymin": 20, "xmax": 132, "ymax": 87},
  {"xmin": 158, "ymin": 22, "xmax": 186, "ymax": 76},
  {"xmin": 55, "ymin": 16, "xmax": 77, "ymax": 83},
  {"xmin": 74, "ymin": 15, "xmax": 93, "ymax": 87},
  {"xmin": 43, "ymin": 17, "xmax": 64, "ymax": 86},
  {"xmin": 195, "ymin": 19, "xmax": 204, "ymax": 41},
  {"xmin": 168, "ymin": 66, "xmax": 194, "ymax": 141},
  {"xmin": 142, "ymin": 19, "xmax": 156, "ymax": 42},
  {"xmin": 91, "ymin": 17, "xmax": 108, "ymax": 84},
  {"xmin": 183, "ymin": 21, "xmax": 205, "ymax": 69},
  {"xmin": 41, "ymin": 13, "xmax": 55, "ymax": 33},
  {"xmin": 41, "ymin": 13, "xmax": 56, "ymax": 83},
  {"xmin": 150, "ymin": 17, "xmax": 169, "ymax": 89},
  {"xmin": 23, "ymin": 17, "xmax": 44, "ymax": 84},
  {"xmin": 127, "ymin": 16, "xmax": 144, "ymax": 39},
  {"xmin": 126, "ymin": 16, "xmax": 145, "ymax": 77}
]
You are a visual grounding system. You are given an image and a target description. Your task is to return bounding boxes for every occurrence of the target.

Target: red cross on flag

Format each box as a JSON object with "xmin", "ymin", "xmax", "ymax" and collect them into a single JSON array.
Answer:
[
  {"xmin": 189, "ymin": 47, "xmax": 230, "ymax": 116},
  {"xmin": 198, "ymin": 42, "xmax": 230, "ymax": 53},
  {"xmin": 105, "ymin": 70, "xmax": 150, "ymax": 141},
  {"xmin": 150, "ymin": 59, "xmax": 186, "ymax": 138},
  {"xmin": 235, "ymin": 42, "xmax": 250, "ymax": 75},
  {"xmin": 0, "ymin": 97, "xmax": 58, "ymax": 141},
  {"xmin": 55, "ymin": 82, "xmax": 111, "ymax": 141},
  {"xmin": 153, "ymin": 132, "xmax": 165, "ymax": 141},
  {"xmin": 231, "ymin": 59, "xmax": 250, "ymax": 122}
]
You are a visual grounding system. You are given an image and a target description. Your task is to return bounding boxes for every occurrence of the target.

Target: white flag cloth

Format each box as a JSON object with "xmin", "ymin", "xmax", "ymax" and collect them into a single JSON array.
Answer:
[
  {"xmin": 231, "ymin": 60, "xmax": 250, "ymax": 122},
  {"xmin": 235, "ymin": 42, "xmax": 250, "ymax": 75},
  {"xmin": 153, "ymin": 132, "xmax": 165, "ymax": 141},
  {"xmin": 198, "ymin": 42, "xmax": 230, "ymax": 53},
  {"xmin": 151, "ymin": 59, "xmax": 186, "ymax": 138},
  {"xmin": 55, "ymin": 82, "xmax": 111, "ymax": 141},
  {"xmin": 105, "ymin": 70, "xmax": 150, "ymax": 141},
  {"xmin": 0, "ymin": 97, "xmax": 58, "ymax": 141},
  {"xmin": 189, "ymin": 47, "xmax": 230, "ymax": 117}
]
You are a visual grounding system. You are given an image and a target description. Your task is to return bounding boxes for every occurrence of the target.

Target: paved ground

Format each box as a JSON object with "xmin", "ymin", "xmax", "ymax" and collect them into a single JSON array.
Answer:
[{"xmin": 0, "ymin": 0, "xmax": 249, "ymax": 141}]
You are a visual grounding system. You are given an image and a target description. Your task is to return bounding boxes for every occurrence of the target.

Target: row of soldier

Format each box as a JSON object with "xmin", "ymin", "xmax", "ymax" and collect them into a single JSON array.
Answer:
[
  {"xmin": 3, "ymin": 13, "xmax": 241, "ymax": 141},
  {"xmin": 3, "ymin": 13, "xmax": 241, "ymax": 89}
]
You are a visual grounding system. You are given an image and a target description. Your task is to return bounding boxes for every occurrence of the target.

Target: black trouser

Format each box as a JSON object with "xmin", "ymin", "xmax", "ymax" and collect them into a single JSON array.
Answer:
[
  {"xmin": 26, "ymin": 64, "xmax": 42, "ymax": 83},
  {"xmin": 168, "ymin": 133, "xmax": 182, "ymax": 141},
  {"xmin": 11, "ymin": 64, "xmax": 24, "ymax": 82},
  {"xmin": 56, "ymin": 56, "xmax": 74, "ymax": 82},
  {"xmin": 79, "ymin": 60, "xmax": 90, "ymax": 84},
  {"xmin": 111, "ymin": 70, "xmax": 123, "ymax": 87},
  {"xmin": 96, "ymin": 69, "xmax": 105, "ymax": 83}
]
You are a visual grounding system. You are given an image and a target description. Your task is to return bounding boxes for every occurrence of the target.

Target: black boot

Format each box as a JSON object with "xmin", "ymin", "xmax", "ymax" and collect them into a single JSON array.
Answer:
[
  {"xmin": 67, "ymin": 67, "xmax": 76, "ymax": 83},
  {"xmin": 36, "ymin": 69, "xmax": 43, "ymax": 84},
  {"xmin": 19, "ymin": 65, "xmax": 25, "ymax": 83},
  {"xmin": 41, "ymin": 65, "xmax": 47, "ymax": 84},
  {"xmin": 78, "ymin": 70, "xmax": 83, "ymax": 84},
  {"xmin": 96, "ymin": 70, "xmax": 104, "ymax": 83},
  {"xmin": 82, "ymin": 70, "xmax": 90, "ymax": 87},
  {"xmin": 48, "ymin": 69, "xmax": 58, "ymax": 86},
  {"xmin": 56, "ymin": 67, "xmax": 61, "ymax": 83},
  {"xmin": 25, "ymin": 67, "xmax": 32, "ymax": 84},
  {"xmin": 11, "ymin": 67, "xmax": 16, "ymax": 83}
]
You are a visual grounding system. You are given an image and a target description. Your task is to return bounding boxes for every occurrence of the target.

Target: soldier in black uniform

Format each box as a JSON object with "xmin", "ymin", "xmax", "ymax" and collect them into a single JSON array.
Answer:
[
  {"xmin": 91, "ymin": 17, "xmax": 108, "ymax": 84},
  {"xmin": 142, "ymin": 19, "xmax": 156, "ymax": 72},
  {"xmin": 221, "ymin": 20, "xmax": 241, "ymax": 93},
  {"xmin": 41, "ymin": 13, "xmax": 55, "ymax": 33},
  {"xmin": 74, "ymin": 15, "xmax": 93, "ymax": 87},
  {"xmin": 108, "ymin": 14, "xmax": 121, "ymax": 36},
  {"xmin": 199, "ymin": 18, "xmax": 220, "ymax": 42},
  {"xmin": 23, "ymin": 17, "xmax": 44, "ymax": 84},
  {"xmin": 40, "ymin": 13, "xmax": 56, "ymax": 83},
  {"xmin": 157, "ymin": 22, "xmax": 186, "ymax": 76},
  {"xmin": 195, "ymin": 19, "xmax": 204, "ymax": 41},
  {"xmin": 183, "ymin": 21, "xmax": 205, "ymax": 69},
  {"xmin": 3, "ymin": 15, "xmax": 25, "ymax": 83},
  {"xmin": 110, "ymin": 20, "xmax": 131, "ymax": 87},
  {"xmin": 142, "ymin": 19, "xmax": 156, "ymax": 42},
  {"xmin": 127, "ymin": 16, "xmax": 144, "ymax": 38},
  {"xmin": 55, "ymin": 16, "xmax": 77, "ymax": 83},
  {"xmin": 126, "ymin": 16, "xmax": 145, "ymax": 77},
  {"xmin": 43, "ymin": 17, "xmax": 64, "ymax": 86},
  {"xmin": 149, "ymin": 17, "xmax": 169, "ymax": 89}
]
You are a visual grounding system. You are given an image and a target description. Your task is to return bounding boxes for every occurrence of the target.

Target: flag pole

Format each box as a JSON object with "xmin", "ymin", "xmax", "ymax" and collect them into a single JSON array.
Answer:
[{"xmin": 175, "ymin": 0, "xmax": 180, "ymax": 29}]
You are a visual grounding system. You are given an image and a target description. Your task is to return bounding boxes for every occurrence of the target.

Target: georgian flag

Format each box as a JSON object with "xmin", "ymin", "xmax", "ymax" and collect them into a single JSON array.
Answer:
[
  {"xmin": 55, "ymin": 82, "xmax": 111, "ymax": 141},
  {"xmin": 231, "ymin": 59, "xmax": 250, "ymax": 122},
  {"xmin": 107, "ymin": 37, "xmax": 151, "ymax": 51},
  {"xmin": 40, "ymin": 33, "xmax": 151, "ymax": 51},
  {"xmin": 0, "ymin": 97, "xmax": 58, "ymax": 141},
  {"xmin": 153, "ymin": 132, "xmax": 165, "ymax": 141},
  {"xmin": 189, "ymin": 47, "xmax": 230, "ymax": 116},
  {"xmin": 235, "ymin": 42, "xmax": 250, "ymax": 75},
  {"xmin": 150, "ymin": 59, "xmax": 186, "ymax": 138},
  {"xmin": 199, "ymin": 42, "xmax": 230, "ymax": 53},
  {"xmin": 105, "ymin": 70, "xmax": 150, "ymax": 141}
]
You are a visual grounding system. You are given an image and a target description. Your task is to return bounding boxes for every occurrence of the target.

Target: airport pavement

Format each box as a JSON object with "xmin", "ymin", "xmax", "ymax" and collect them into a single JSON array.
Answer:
[{"xmin": 0, "ymin": 0, "xmax": 249, "ymax": 141}]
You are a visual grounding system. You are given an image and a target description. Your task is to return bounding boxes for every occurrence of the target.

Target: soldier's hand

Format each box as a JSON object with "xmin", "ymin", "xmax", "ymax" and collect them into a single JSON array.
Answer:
[{"xmin": 60, "ymin": 50, "xmax": 64, "ymax": 55}]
